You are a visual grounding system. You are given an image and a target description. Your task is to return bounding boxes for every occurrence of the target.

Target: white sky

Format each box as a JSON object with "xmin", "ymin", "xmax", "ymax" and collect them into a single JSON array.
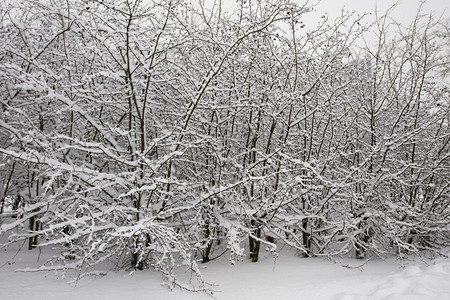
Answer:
[
  {"xmin": 217, "ymin": 0, "xmax": 449, "ymax": 25},
  {"xmin": 306, "ymin": 0, "xmax": 449, "ymax": 26}
]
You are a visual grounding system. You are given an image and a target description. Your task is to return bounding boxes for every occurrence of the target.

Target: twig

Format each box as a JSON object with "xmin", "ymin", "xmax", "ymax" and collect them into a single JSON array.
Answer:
[{"xmin": 342, "ymin": 257, "xmax": 372, "ymax": 271}]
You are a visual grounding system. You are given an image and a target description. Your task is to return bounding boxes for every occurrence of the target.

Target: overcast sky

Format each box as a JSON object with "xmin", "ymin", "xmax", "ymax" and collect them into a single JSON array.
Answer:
[
  {"xmin": 218, "ymin": 0, "xmax": 449, "ymax": 25},
  {"xmin": 308, "ymin": 0, "xmax": 449, "ymax": 26}
]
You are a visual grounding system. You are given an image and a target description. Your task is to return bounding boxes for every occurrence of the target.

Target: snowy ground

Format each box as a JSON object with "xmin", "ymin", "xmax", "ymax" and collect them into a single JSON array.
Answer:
[{"xmin": 1, "ymin": 242, "xmax": 449, "ymax": 300}]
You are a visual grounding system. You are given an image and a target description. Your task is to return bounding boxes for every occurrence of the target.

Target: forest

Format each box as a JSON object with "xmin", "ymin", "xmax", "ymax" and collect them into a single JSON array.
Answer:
[{"xmin": 0, "ymin": 0, "xmax": 448, "ymax": 292}]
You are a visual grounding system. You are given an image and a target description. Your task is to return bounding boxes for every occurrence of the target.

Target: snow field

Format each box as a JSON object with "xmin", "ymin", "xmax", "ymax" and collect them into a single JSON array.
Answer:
[
  {"xmin": 1, "ymin": 244, "xmax": 449, "ymax": 300},
  {"xmin": 335, "ymin": 258, "xmax": 450, "ymax": 300}
]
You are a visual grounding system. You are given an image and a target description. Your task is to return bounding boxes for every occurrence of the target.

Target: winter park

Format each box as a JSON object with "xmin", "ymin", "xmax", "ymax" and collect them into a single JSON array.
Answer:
[{"xmin": 0, "ymin": 0, "xmax": 449, "ymax": 299}]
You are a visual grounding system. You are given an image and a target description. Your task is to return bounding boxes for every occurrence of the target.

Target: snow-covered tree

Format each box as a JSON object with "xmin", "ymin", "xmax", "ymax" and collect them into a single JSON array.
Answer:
[{"xmin": 0, "ymin": 0, "xmax": 448, "ymax": 292}]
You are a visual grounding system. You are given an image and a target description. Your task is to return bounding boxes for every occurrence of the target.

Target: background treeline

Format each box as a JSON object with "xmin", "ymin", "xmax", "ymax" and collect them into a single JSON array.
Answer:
[{"xmin": 0, "ymin": 0, "xmax": 448, "ymax": 291}]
